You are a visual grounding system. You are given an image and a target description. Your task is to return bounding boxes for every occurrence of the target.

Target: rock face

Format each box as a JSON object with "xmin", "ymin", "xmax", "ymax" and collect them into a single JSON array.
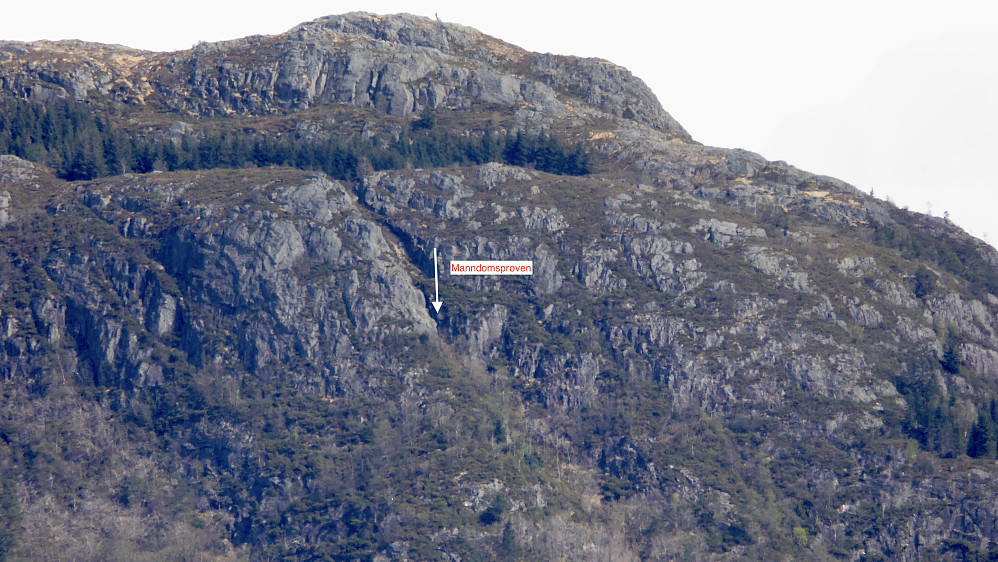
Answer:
[
  {"xmin": 2, "ymin": 13, "xmax": 998, "ymax": 562},
  {"xmin": 0, "ymin": 13, "xmax": 689, "ymax": 138}
]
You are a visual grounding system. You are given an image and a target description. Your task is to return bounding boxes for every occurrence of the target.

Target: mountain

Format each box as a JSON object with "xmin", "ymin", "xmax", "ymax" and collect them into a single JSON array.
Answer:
[{"xmin": 2, "ymin": 12, "xmax": 998, "ymax": 561}]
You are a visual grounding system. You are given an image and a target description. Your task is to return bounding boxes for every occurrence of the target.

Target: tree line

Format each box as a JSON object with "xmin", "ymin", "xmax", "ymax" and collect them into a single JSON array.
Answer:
[{"xmin": 0, "ymin": 96, "xmax": 593, "ymax": 181}]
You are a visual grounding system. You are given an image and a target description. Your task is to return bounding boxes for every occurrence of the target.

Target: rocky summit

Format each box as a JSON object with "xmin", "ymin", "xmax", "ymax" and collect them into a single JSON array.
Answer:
[{"xmin": 1, "ymin": 12, "xmax": 998, "ymax": 561}]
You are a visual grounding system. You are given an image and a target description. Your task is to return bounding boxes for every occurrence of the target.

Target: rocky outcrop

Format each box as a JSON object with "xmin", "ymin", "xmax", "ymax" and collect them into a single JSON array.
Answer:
[
  {"xmin": 0, "ymin": 189, "xmax": 10, "ymax": 227},
  {"xmin": 743, "ymin": 245, "xmax": 812, "ymax": 292},
  {"xmin": 0, "ymin": 13, "xmax": 689, "ymax": 139},
  {"xmin": 0, "ymin": 168, "xmax": 437, "ymax": 398},
  {"xmin": 518, "ymin": 206, "xmax": 568, "ymax": 233},
  {"xmin": 691, "ymin": 217, "xmax": 766, "ymax": 247},
  {"xmin": 0, "ymin": 40, "xmax": 154, "ymax": 103}
]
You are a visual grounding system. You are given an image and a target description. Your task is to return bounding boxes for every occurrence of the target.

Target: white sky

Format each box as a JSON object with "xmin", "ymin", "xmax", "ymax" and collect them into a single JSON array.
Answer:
[{"xmin": 4, "ymin": 1, "xmax": 997, "ymax": 244}]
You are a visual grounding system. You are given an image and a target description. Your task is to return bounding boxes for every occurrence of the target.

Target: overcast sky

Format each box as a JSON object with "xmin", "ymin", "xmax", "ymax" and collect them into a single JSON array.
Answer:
[{"xmin": 4, "ymin": 1, "xmax": 996, "ymax": 244}]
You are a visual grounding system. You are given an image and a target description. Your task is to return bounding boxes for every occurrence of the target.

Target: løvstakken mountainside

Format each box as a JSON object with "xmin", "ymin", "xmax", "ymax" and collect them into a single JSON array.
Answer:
[{"xmin": 1, "ymin": 12, "xmax": 998, "ymax": 561}]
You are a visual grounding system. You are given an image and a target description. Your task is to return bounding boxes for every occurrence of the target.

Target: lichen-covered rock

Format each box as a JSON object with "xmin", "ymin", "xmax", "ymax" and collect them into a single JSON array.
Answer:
[
  {"xmin": 532, "ymin": 245, "xmax": 563, "ymax": 294},
  {"xmin": 575, "ymin": 246, "xmax": 626, "ymax": 295},
  {"xmin": 743, "ymin": 245, "xmax": 812, "ymax": 292},
  {"xmin": 0, "ymin": 154, "xmax": 38, "ymax": 184},
  {"xmin": 270, "ymin": 175, "xmax": 354, "ymax": 222},
  {"xmin": 476, "ymin": 162, "xmax": 532, "ymax": 187},
  {"xmin": 466, "ymin": 304, "xmax": 508, "ymax": 357},
  {"xmin": 518, "ymin": 206, "xmax": 568, "ymax": 233},
  {"xmin": 928, "ymin": 293, "xmax": 997, "ymax": 343},
  {"xmin": 961, "ymin": 343, "xmax": 998, "ymax": 378},
  {"xmin": 833, "ymin": 255, "xmax": 878, "ymax": 277},
  {"xmin": 789, "ymin": 353, "xmax": 878, "ymax": 402},
  {"xmin": 691, "ymin": 217, "xmax": 766, "ymax": 247},
  {"xmin": 845, "ymin": 297, "xmax": 884, "ymax": 327},
  {"xmin": 0, "ymin": 189, "xmax": 10, "ymax": 227}
]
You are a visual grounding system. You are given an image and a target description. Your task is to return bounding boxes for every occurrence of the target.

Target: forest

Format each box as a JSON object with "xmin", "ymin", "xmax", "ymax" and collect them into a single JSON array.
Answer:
[{"xmin": 0, "ymin": 97, "xmax": 593, "ymax": 181}]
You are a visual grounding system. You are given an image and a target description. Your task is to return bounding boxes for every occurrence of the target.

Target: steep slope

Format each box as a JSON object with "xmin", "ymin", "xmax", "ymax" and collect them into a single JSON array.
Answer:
[{"xmin": 2, "ymin": 12, "xmax": 998, "ymax": 561}]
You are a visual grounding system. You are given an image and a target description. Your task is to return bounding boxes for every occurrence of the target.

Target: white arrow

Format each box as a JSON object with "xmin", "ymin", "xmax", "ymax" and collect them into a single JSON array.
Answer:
[{"xmin": 431, "ymin": 247, "xmax": 443, "ymax": 312}]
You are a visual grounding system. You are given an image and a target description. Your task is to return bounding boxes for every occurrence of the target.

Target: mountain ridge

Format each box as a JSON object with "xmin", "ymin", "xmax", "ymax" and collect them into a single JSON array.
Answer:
[{"xmin": 0, "ymin": 12, "xmax": 689, "ymax": 139}]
